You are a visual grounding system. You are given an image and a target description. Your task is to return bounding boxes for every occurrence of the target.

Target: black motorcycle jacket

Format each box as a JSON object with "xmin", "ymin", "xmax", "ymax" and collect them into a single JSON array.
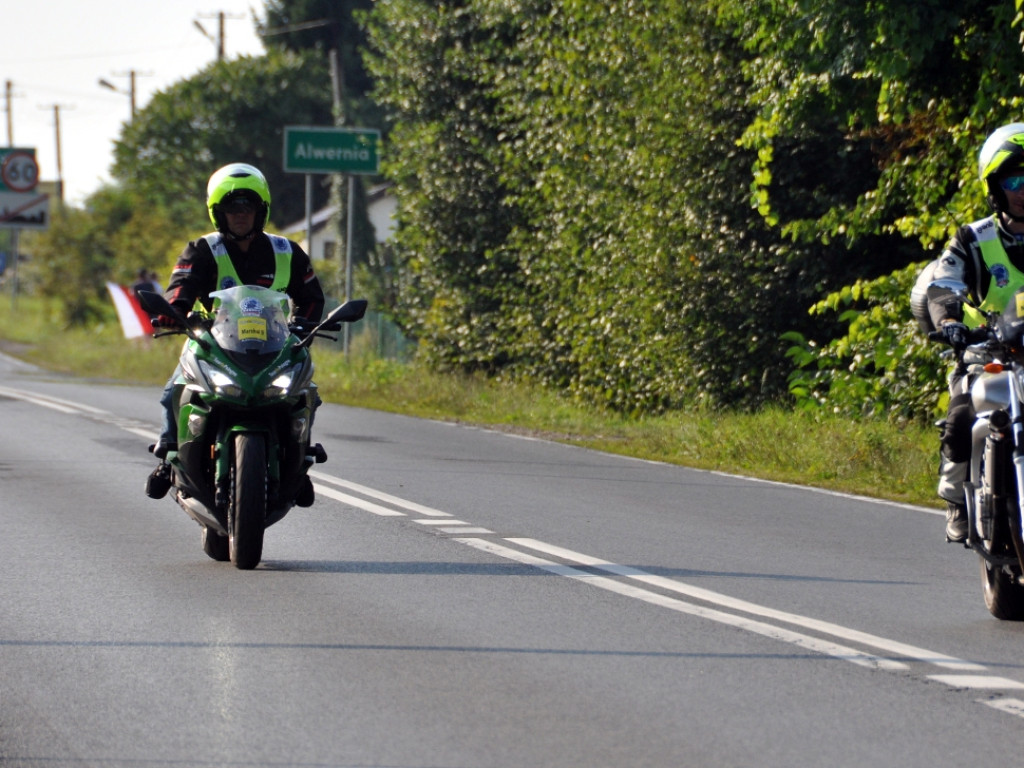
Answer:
[
  {"xmin": 917, "ymin": 216, "xmax": 1024, "ymax": 332},
  {"xmin": 165, "ymin": 233, "xmax": 325, "ymax": 323}
]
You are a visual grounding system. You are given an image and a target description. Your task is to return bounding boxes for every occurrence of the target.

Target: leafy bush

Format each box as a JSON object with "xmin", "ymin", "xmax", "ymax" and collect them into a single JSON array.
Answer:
[{"xmin": 784, "ymin": 262, "xmax": 948, "ymax": 423}]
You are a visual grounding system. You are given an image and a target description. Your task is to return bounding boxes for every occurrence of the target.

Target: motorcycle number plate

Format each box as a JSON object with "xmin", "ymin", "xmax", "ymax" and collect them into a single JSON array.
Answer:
[{"xmin": 237, "ymin": 316, "xmax": 268, "ymax": 342}]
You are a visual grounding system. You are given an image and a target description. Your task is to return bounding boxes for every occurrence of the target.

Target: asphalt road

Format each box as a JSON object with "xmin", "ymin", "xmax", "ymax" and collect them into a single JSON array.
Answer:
[{"xmin": 2, "ymin": 352, "xmax": 1023, "ymax": 767}]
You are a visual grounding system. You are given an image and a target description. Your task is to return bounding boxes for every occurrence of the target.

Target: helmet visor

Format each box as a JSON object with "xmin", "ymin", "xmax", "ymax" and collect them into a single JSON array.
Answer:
[{"xmin": 220, "ymin": 192, "xmax": 259, "ymax": 213}]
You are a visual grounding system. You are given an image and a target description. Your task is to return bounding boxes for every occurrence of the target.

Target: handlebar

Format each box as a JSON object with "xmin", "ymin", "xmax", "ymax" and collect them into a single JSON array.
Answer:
[{"xmin": 927, "ymin": 326, "xmax": 992, "ymax": 346}]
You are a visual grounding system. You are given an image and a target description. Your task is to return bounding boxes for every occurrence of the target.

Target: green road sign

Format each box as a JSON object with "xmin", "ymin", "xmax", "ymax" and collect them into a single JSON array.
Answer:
[{"xmin": 283, "ymin": 126, "xmax": 380, "ymax": 175}]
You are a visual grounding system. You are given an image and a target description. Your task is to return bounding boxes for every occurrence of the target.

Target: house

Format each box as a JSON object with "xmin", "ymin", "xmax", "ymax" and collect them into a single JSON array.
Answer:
[{"xmin": 280, "ymin": 182, "xmax": 396, "ymax": 261}]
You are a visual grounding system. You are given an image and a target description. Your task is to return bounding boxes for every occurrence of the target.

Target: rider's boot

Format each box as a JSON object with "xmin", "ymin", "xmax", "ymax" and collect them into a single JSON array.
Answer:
[
  {"xmin": 146, "ymin": 462, "xmax": 172, "ymax": 500},
  {"xmin": 145, "ymin": 440, "xmax": 176, "ymax": 500},
  {"xmin": 945, "ymin": 501, "xmax": 968, "ymax": 543}
]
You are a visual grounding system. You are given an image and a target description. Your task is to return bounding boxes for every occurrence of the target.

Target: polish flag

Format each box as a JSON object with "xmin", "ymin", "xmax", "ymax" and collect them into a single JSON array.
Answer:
[{"xmin": 106, "ymin": 282, "xmax": 154, "ymax": 339}]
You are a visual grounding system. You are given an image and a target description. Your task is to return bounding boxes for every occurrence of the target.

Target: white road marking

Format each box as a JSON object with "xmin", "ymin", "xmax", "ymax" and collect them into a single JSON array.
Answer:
[
  {"xmin": 438, "ymin": 527, "xmax": 493, "ymax": 534},
  {"xmin": 456, "ymin": 537, "xmax": 908, "ymax": 671},
  {"xmin": 982, "ymin": 698, "xmax": 1024, "ymax": 716},
  {"xmin": 928, "ymin": 675, "xmax": 1024, "ymax": 689},
  {"xmin": 6, "ymin": 383, "xmax": 1023, "ymax": 718},
  {"xmin": 313, "ymin": 484, "xmax": 407, "ymax": 516},
  {"xmin": 415, "ymin": 519, "xmax": 467, "ymax": 526},
  {"xmin": 310, "ymin": 470, "xmax": 452, "ymax": 516},
  {"xmin": 507, "ymin": 538, "xmax": 986, "ymax": 672},
  {"xmin": 0, "ymin": 386, "xmax": 92, "ymax": 414}
]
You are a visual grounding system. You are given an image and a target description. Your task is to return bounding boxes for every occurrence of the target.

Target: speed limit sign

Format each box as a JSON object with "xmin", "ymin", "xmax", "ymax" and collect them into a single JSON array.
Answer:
[{"xmin": 1, "ymin": 150, "xmax": 39, "ymax": 192}]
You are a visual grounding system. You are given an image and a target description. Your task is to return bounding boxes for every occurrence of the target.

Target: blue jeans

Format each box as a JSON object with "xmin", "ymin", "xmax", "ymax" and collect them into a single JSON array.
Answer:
[{"xmin": 158, "ymin": 364, "xmax": 181, "ymax": 446}]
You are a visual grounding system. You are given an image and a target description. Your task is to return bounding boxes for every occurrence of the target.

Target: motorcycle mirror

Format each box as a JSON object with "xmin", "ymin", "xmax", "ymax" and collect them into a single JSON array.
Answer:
[
  {"xmin": 296, "ymin": 299, "xmax": 368, "ymax": 348},
  {"xmin": 136, "ymin": 289, "xmax": 190, "ymax": 329},
  {"xmin": 329, "ymin": 299, "xmax": 368, "ymax": 324}
]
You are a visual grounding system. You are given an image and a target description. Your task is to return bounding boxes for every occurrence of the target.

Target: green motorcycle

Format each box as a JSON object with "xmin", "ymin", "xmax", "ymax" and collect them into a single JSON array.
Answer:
[{"xmin": 139, "ymin": 285, "xmax": 366, "ymax": 569}]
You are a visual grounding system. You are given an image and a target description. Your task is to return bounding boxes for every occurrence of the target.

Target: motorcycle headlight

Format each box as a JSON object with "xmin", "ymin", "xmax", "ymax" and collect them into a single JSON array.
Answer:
[
  {"xmin": 263, "ymin": 370, "xmax": 295, "ymax": 399},
  {"xmin": 199, "ymin": 361, "xmax": 243, "ymax": 398}
]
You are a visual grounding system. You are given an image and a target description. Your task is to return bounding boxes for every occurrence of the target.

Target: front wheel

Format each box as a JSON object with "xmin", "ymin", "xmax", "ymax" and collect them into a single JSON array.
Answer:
[
  {"xmin": 229, "ymin": 433, "xmax": 267, "ymax": 570},
  {"xmin": 980, "ymin": 558, "xmax": 1024, "ymax": 620}
]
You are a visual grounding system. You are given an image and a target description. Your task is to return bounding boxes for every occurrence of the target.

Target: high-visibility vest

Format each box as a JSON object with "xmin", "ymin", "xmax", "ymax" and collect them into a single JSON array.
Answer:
[
  {"xmin": 963, "ymin": 217, "xmax": 1024, "ymax": 327},
  {"xmin": 204, "ymin": 232, "xmax": 293, "ymax": 293}
]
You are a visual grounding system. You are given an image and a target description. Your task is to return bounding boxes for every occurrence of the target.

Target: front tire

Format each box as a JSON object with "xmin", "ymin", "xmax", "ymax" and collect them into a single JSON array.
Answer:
[{"xmin": 229, "ymin": 433, "xmax": 267, "ymax": 570}]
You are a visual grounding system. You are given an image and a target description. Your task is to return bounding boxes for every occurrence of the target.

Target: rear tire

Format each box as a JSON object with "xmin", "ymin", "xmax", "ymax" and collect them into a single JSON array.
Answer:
[
  {"xmin": 229, "ymin": 433, "xmax": 266, "ymax": 570},
  {"xmin": 980, "ymin": 558, "xmax": 1024, "ymax": 620}
]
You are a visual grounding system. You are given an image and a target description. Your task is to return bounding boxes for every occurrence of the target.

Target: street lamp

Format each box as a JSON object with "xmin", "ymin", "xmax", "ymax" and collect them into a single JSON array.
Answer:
[{"xmin": 98, "ymin": 72, "xmax": 137, "ymax": 121}]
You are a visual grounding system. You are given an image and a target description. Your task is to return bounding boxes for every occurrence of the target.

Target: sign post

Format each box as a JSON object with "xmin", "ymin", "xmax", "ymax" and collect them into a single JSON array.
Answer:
[
  {"xmin": 283, "ymin": 126, "xmax": 381, "ymax": 353},
  {"xmin": 0, "ymin": 148, "xmax": 48, "ymax": 230},
  {"xmin": 0, "ymin": 148, "xmax": 49, "ymax": 309}
]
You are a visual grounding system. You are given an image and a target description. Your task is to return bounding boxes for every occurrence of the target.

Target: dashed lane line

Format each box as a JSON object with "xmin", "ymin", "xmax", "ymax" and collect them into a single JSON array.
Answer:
[{"xmin": 5, "ymin": 384, "xmax": 1024, "ymax": 718}]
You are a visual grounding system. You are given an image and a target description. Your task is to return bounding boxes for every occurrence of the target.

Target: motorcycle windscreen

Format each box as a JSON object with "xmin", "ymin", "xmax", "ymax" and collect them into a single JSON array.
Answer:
[{"xmin": 208, "ymin": 285, "xmax": 292, "ymax": 356}]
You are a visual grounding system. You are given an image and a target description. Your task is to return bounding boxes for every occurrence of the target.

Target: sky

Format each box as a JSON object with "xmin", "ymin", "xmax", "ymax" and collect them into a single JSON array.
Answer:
[{"xmin": 2, "ymin": 1, "xmax": 268, "ymax": 206}]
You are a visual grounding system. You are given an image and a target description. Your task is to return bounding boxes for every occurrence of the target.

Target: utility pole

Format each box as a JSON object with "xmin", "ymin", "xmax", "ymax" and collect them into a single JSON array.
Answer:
[
  {"xmin": 39, "ymin": 103, "xmax": 71, "ymax": 203},
  {"xmin": 195, "ymin": 11, "xmax": 245, "ymax": 60},
  {"xmin": 5, "ymin": 80, "xmax": 15, "ymax": 145},
  {"xmin": 98, "ymin": 70, "xmax": 148, "ymax": 121},
  {"xmin": 329, "ymin": 47, "xmax": 356, "ymax": 354}
]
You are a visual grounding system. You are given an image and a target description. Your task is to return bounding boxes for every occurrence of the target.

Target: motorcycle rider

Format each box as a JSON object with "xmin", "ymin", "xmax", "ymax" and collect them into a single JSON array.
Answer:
[
  {"xmin": 915, "ymin": 123, "xmax": 1024, "ymax": 542},
  {"xmin": 146, "ymin": 163, "xmax": 325, "ymax": 500}
]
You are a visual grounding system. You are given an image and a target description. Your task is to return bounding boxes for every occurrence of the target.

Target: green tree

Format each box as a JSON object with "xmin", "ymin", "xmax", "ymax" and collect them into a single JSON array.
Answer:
[
  {"xmin": 261, "ymin": 0, "xmax": 376, "ymax": 103},
  {"xmin": 712, "ymin": 0, "xmax": 1021, "ymax": 251},
  {"xmin": 366, "ymin": 0, "xmax": 815, "ymax": 410},
  {"xmin": 364, "ymin": 0, "xmax": 528, "ymax": 371},
  {"xmin": 22, "ymin": 186, "xmax": 187, "ymax": 325},
  {"xmin": 110, "ymin": 50, "xmax": 334, "ymax": 228}
]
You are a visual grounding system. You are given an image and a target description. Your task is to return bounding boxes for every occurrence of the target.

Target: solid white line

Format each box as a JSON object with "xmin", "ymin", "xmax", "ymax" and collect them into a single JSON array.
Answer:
[
  {"xmin": 507, "ymin": 537, "xmax": 985, "ymax": 672},
  {"xmin": 0, "ymin": 386, "xmax": 110, "ymax": 416},
  {"xmin": 3, "ymin": 387, "xmax": 1001, "ymax": 695},
  {"xmin": 456, "ymin": 537, "xmax": 908, "ymax": 672},
  {"xmin": 309, "ymin": 470, "xmax": 452, "ymax": 517},
  {"xmin": 0, "ymin": 386, "xmax": 83, "ymax": 414}
]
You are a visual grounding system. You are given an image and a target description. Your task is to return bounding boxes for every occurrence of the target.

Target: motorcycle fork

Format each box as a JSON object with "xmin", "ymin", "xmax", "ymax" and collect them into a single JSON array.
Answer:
[
  {"xmin": 212, "ymin": 420, "xmax": 279, "ymax": 511},
  {"xmin": 984, "ymin": 429, "xmax": 1008, "ymax": 543}
]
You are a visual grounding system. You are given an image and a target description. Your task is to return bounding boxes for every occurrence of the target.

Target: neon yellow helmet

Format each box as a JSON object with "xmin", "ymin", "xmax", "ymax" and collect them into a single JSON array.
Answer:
[
  {"xmin": 206, "ymin": 163, "xmax": 271, "ymax": 237},
  {"xmin": 978, "ymin": 124, "xmax": 1024, "ymax": 215}
]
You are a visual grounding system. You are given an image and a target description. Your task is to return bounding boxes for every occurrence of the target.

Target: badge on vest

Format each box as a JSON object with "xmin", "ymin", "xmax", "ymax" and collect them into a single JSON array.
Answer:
[
  {"xmin": 991, "ymin": 263, "xmax": 1011, "ymax": 288},
  {"xmin": 220, "ymin": 276, "xmax": 237, "ymax": 290}
]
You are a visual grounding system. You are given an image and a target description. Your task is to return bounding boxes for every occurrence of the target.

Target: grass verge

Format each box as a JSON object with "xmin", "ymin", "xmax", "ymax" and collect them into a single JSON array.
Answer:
[{"xmin": 0, "ymin": 294, "xmax": 939, "ymax": 508}]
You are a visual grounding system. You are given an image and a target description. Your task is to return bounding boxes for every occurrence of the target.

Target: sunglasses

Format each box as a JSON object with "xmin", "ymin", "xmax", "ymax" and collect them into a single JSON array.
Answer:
[
  {"xmin": 222, "ymin": 201, "xmax": 256, "ymax": 214},
  {"xmin": 1000, "ymin": 175, "xmax": 1024, "ymax": 193}
]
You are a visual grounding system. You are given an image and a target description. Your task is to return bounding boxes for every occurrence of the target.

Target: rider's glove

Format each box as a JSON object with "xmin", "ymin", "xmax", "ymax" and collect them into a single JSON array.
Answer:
[
  {"xmin": 941, "ymin": 321, "xmax": 969, "ymax": 350},
  {"xmin": 151, "ymin": 315, "xmax": 181, "ymax": 329},
  {"xmin": 291, "ymin": 320, "xmax": 320, "ymax": 340}
]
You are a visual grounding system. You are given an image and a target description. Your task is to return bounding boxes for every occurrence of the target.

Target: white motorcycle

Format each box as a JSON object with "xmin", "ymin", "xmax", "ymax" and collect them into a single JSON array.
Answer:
[{"xmin": 928, "ymin": 279, "xmax": 1024, "ymax": 619}]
